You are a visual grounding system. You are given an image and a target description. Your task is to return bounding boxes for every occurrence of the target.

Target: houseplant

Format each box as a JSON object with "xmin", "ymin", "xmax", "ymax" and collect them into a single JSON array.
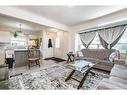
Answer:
[{"xmin": 12, "ymin": 32, "xmax": 18, "ymax": 38}]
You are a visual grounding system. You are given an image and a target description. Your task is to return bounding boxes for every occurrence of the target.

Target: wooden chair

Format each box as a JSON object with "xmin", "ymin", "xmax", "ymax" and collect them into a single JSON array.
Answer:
[{"xmin": 27, "ymin": 49, "xmax": 40, "ymax": 69}]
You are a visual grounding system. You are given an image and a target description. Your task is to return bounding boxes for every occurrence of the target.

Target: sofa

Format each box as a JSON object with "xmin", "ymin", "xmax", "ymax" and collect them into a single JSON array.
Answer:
[
  {"xmin": 97, "ymin": 64, "xmax": 127, "ymax": 89},
  {"xmin": 76, "ymin": 49, "xmax": 121, "ymax": 72},
  {"xmin": 0, "ymin": 64, "xmax": 9, "ymax": 89},
  {"xmin": 0, "ymin": 49, "xmax": 9, "ymax": 89}
]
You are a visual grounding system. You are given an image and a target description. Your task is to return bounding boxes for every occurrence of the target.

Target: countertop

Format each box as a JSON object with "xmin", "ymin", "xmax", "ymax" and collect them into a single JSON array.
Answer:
[{"xmin": 14, "ymin": 49, "xmax": 40, "ymax": 51}]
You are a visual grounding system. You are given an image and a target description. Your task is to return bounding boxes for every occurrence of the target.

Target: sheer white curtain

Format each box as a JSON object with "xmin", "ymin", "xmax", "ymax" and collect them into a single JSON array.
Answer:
[
  {"xmin": 79, "ymin": 32, "xmax": 96, "ymax": 48},
  {"xmin": 98, "ymin": 26, "xmax": 126, "ymax": 49}
]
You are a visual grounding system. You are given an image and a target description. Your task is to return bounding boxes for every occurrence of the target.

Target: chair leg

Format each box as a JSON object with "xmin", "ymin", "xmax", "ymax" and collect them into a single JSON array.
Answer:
[
  {"xmin": 35, "ymin": 60, "xmax": 40, "ymax": 67},
  {"xmin": 28, "ymin": 60, "xmax": 40, "ymax": 69},
  {"xmin": 36, "ymin": 61, "xmax": 38, "ymax": 65},
  {"xmin": 38, "ymin": 60, "xmax": 40, "ymax": 67},
  {"xmin": 28, "ymin": 61, "xmax": 31, "ymax": 69}
]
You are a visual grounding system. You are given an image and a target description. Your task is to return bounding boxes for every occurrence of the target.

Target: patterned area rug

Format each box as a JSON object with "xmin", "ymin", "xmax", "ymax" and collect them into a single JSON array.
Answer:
[{"xmin": 9, "ymin": 65, "xmax": 109, "ymax": 90}]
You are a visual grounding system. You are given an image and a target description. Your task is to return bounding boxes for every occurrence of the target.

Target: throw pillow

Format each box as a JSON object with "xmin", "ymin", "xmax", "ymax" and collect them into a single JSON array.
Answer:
[
  {"xmin": 104, "ymin": 57, "xmax": 109, "ymax": 60},
  {"xmin": 109, "ymin": 52, "xmax": 117, "ymax": 62},
  {"xmin": 76, "ymin": 51, "xmax": 83, "ymax": 57}
]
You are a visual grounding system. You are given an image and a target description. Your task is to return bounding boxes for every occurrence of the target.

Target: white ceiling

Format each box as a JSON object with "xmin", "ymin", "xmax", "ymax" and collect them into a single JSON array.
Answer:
[
  {"xmin": 0, "ymin": 14, "xmax": 48, "ymax": 33},
  {"xmin": 0, "ymin": 6, "xmax": 126, "ymax": 33},
  {"xmin": 17, "ymin": 6, "xmax": 126, "ymax": 26}
]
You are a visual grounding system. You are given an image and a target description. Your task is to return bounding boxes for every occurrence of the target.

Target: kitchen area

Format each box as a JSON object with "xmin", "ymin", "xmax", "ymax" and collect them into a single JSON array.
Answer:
[
  {"xmin": 0, "ymin": 30, "xmax": 42, "ymax": 68},
  {"xmin": 0, "ymin": 14, "xmax": 69, "ymax": 69}
]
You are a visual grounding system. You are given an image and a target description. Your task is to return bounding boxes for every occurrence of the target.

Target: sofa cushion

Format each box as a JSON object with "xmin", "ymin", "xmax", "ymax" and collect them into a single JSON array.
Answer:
[
  {"xmin": 110, "ymin": 67, "xmax": 127, "ymax": 80},
  {"xmin": 97, "ymin": 79, "xmax": 127, "ymax": 89},
  {"xmin": 109, "ymin": 52, "xmax": 117, "ymax": 62},
  {"xmin": 113, "ymin": 64, "xmax": 127, "ymax": 70},
  {"xmin": 0, "ymin": 64, "xmax": 8, "ymax": 81},
  {"xmin": 109, "ymin": 76, "xmax": 127, "ymax": 85},
  {"xmin": 75, "ymin": 57, "xmax": 99, "ymax": 62},
  {"xmin": 93, "ymin": 64, "xmax": 113, "ymax": 71},
  {"xmin": 76, "ymin": 51, "xmax": 83, "ymax": 57},
  {"xmin": 99, "ymin": 60, "xmax": 114, "ymax": 66},
  {"xmin": 0, "ymin": 80, "xmax": 9, "ymax": 89},
  {"xmin": 97, "ymin": 64, "xmax": 127, "ymax": 90},
  {"xmin": 76, "ymin": 56, "xmax": 114, "ymax": 65},
  {"xmin": 81, "ymin": 49, "xmax": 116, "ymax": 60}
]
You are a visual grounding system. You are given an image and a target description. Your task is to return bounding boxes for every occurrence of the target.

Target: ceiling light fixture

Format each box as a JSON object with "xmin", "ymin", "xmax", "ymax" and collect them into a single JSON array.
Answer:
[
  {"xmin": 13, "ymin": 24, "xmax": 23, "ymax": 38},
  {"xmin": 17, "ymin": 24, "xmax": 22, "ymax": 32}
]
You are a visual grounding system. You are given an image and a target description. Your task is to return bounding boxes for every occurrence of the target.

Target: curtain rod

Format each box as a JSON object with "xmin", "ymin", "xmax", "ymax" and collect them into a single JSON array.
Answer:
[{"xmin": 79, "ymin": 23, "xmax": 127, "ymax": 34}]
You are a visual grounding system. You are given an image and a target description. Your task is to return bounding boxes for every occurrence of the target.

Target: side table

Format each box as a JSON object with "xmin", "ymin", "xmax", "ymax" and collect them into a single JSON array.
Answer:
[{"xmin": 66, "ymin": 52, "xmax": 75, "ymax": 63}]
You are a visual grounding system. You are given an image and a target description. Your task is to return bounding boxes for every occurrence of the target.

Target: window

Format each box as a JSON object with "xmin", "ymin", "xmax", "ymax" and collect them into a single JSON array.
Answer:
[
  {"xmin": 113, "ymin": 29, "xmax": 127, "ymax": 53},
  {"xmin": 55, "ymin": 37, "xmax": 60, "ymax": 48},
  {"xmin": 89, "ymin": 33, "xmax": 103, "ymax": 49},
  {"xmin": 75, "ymin": 29, "xmax": 127, "ymax": 53},
  {"xmin": 75, "ymin": 33, "xmax": 102, "ymax": 51}
]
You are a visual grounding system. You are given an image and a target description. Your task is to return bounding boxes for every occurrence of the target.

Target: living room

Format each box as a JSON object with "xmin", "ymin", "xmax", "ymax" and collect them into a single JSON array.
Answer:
[{"xmin": 0, "ymin": 1, "xmax": 127, "ymax": 94}]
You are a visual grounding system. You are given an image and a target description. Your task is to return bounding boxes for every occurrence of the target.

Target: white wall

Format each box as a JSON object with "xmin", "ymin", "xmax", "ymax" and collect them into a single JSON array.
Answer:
[
  {"xmin": 68, "ymin": 30, "xmax": 76, "ymax": 52},
  {"xmin": 40, "ymin": 31, "xmax": 54, "ymax": 59},
  {"xmin": 40, "ymin": 30, "xmax": 69, "ymax": 59},
  {"xmin": 54, "ymin": 31, "xmax": 69, "ymax": 59},
  {"xmin": 0, "ymin": 31, "xmax": 11, "ymax": 43}
]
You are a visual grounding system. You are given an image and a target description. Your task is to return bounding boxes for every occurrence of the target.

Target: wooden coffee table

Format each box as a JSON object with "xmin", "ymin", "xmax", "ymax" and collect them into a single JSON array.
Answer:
[{"xmin": 65, "ymin": 60, "xmax": 98, "ymax": 89}]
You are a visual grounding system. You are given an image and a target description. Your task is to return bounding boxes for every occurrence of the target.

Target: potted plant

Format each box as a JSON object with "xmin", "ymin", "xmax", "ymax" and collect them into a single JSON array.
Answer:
[{"xmin": 12, "ymin": 32, "xmax": 18, "ymax": 38}]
